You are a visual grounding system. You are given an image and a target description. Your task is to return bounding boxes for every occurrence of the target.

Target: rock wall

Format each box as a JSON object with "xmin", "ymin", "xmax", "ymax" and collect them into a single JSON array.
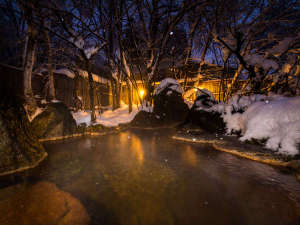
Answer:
[{"xmin": 0, "ymin": 97, "xmax": 47, "ymax": 176}]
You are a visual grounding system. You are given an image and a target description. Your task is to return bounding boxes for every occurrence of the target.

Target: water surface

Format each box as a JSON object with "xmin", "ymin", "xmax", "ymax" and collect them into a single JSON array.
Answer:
[{"xmin": 4, "ymin": 129, "xmax": 300, "ymax": 225}]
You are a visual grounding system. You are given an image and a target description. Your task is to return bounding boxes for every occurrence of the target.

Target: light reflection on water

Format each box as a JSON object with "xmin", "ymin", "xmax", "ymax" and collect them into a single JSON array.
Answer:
[
  {"xmin": 182, "ymin": 145, "xmax": 198, "ymax": 167},
  {"xmin": 3, "ymin": 129, "xmax": 300, "ymax": 225}
]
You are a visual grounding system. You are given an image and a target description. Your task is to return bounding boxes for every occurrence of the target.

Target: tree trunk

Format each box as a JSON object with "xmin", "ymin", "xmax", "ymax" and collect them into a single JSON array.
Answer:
[
  {"xmin": 195, "ymin": 32, "xmax": 211, "ymax": 87},
  {"xmin": 44, "ymin": 29, "xmax": 55, "ymax": 100},
  {"xmin": 200, "ymin": 34, "xmax": 211, "ymax": 64},
  {"xmin": 228, "ymin": 64, "xmax": 243, "ymax": 96},
  {"xmin": 111, "ymin": 80, "xmax": 117, "ymax": 110},
  {"xmin": 86, "ymin": 60, "xmax": 96, "ymax": 123},
  {"xmin": 22, "ymin": 35, "xmax": 29, "ymax": 68},
  {"xmin": 183, "ymin": 18, "xmax": 200, "ymax": 90},
  {"xmin": 23, "ymin": 25, "xmax": 37, "ymax": 116},
  {"xmin": 111, "ymin": 78, "xmax": 121, "ymax": 110},
  {"xmin": 121, "ymin": 52, "xmax": 133, "ymax": 113},
  {"xmin": 116, "ymin": 82, "xmax": 121, "ymax": 109},
  {"xmin": 126, "ymin": 79, "xmax": 132, "ymax": 113}
]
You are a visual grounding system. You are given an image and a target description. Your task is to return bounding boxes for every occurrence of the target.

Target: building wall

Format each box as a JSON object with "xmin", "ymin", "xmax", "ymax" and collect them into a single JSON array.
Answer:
[
  {"xmin": 119, "ymin": 79, "xmax": 241, "ymax": 104},
  {"xmin": 1, "ymin": 63, "xmax": 244, "ymax": 109},
  {"xmin": 0, "ymin": 63, "xmax": 110, "ymax": 109}
]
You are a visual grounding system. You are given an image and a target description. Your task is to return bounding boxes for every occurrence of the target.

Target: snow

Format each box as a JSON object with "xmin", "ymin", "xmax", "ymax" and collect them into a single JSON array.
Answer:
[
  {"xmin": 154, "ymin": 78, "xmax": 183, "ymax": 95},
  {"xmin": 223, "ymin": 94, "xmax": 285, "ymax": 112},
  {"xmin": 221, "ymin": 95, "xmax": 300, "ymax": 155},
  {"xmin": 54, "ymin": 68, "xmax": 75, "ymax": 78},
  {"xmin": 84, "ymin": 46, "xmax": 99, "ymax": 59},
  {"xmin": 72, "ymin": 102, "xmax": 153, "ymax": 127},
  {"xmin": 195, "ymin": 93, "xmax": 300, "ymax": 155},
  {"xmin": 37, "ymin": 67, "xmax": 109, "ymax": 84},
  {"xmin": 78, "ymin": 69, "xmax": 109, "ymax": 84},
  {"xmin": 239, "ymin": 97, "xmax": 300, "ymax": 155},
  {"xmin": 167, "ymin": 90, "xmax": 172, "ymax": 96},
  {"xmin": 69, "ymin": 36, "xmax": 84, "ymax": 49},
  {"xmin": 69, "ymin": 35, "xmax": 99, "ymax": 59},
  {"xmin": 72, "ymin": 110, "xmax": 91, "ymax": 126},
  {"xmin": 193, "ymin": 88, "xmax": 217, "ymax": 111},
  {"xmin": 75, "ymin": 37, "xmax": 84, "ymax": 49},
  {"xmin": 196, "ymin": 88, "xmax": 214, "ymax": 100},
  {"xmin": 25, "ymin": 106, "xmax": 45, "ymax": 122}
]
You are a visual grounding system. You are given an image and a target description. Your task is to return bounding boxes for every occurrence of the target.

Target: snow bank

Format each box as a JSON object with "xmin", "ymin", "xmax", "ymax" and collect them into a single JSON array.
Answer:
[
  {"xmin": 72, "ymin": 102, "xmax": 153, "ymax": 127},
  {"xmin": 72, "ymin": 110, "xmax": 91, "ymax": 126},
  {"xmin": 154, "ymin": 78, "xmax": 183, "ymax": 95},
  {"xmin": 231, "ymin": 94, "xmax": 273, "ymax": 110},
  {"xmin": 239, "ymin": 97, "xmax": 300, "ymax": 155},
  {"xmin": 222, "ymin": 96, "xmax": 300, "ymax": 155}
]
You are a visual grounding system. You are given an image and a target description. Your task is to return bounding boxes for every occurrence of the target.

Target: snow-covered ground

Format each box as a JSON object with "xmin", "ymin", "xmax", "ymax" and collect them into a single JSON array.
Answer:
[{"xmin": 72, "ymin": 102, "xmax": 152, "ymax": 127}]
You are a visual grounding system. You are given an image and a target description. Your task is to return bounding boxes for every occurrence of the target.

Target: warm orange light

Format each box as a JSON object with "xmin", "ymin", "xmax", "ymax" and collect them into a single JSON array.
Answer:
[{"xmin": 139, "ymin": 89, "xmax": 145, "ymax": 98}]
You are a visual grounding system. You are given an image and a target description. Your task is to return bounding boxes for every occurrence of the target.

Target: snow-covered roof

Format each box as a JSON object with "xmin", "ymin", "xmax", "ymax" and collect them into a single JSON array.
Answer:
[
  {"xmin": 36, "ymin": 67, "xmax": 109, "ymax": 84},
  {"xmin": 54, "ymin": 68, "xmax": 75, "ymax": 79},
  {"xmin": 78, "ymin": 69, "xmax": 109, "ymax": 84}
]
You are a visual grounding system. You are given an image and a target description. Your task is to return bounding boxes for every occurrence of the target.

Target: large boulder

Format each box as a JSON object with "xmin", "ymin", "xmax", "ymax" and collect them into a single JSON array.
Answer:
[
  {"xmin": 0, "ymin": 181, "xmax": 90, "ymax": 225},
  {"xmin": 153, "ymin": 78, "xmax": 189, "ymax": 124},
  {"xmin": 32, "ymin": 102, "xmax": 77, "ymax": 139},
  {"xmin": 131, "ymin": 110, "xmax": 162, "ymax": 127},
  {"xmin": 0, "ymin": 97, "xmax": 47, "ymax": 176},
  {"xmin": 186, "ymin": 89, "xmax": 225, "ymax": 134}
]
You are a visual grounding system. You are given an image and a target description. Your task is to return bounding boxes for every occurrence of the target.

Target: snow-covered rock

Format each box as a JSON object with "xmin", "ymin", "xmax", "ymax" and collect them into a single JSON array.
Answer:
[
  {"xmin": 222, "ymin": 95, "xmax": 300, "ymax": 156},
  {"xmin": 194, "ymin": 88, "xmax": 217, "ymax": 111},
  {"xmin": 154, "ymin": 78, "xmax": 183, "ymax": 96},
  {"xmin": 0, "ymin": 97, "xmax": 46, "ymax": 175},
  {"xmin": 153, "ymin": 78, "xmax": 189, "ymax": 124},
  {"xmin": 186, "ymin": 89, "xmax": 225, "ymax": 134},
  {"xmin": 32, "ymin": 102, "xmax": 77, "ymax": 139},
  {"xmin": 239, "ymin": 97, "xmax": 300, "ymax": 155}
]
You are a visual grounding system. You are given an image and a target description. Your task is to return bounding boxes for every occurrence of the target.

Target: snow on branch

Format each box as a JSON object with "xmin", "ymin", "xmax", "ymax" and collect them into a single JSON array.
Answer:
[{"xmin": 244, "ymin": 54, "xmax": 279, "ymax": 71}]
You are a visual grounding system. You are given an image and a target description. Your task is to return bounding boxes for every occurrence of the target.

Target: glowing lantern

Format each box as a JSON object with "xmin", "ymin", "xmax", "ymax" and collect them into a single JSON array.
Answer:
[{"xmin": 139, "ymin": 89, "xmax": 145, "ymax": 99}]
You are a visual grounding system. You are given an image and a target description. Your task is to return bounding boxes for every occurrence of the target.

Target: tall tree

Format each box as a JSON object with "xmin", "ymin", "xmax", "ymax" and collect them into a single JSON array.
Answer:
[{"xmin": 18, "ymin": 0, "xmax": 38, "ymax": 115}]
